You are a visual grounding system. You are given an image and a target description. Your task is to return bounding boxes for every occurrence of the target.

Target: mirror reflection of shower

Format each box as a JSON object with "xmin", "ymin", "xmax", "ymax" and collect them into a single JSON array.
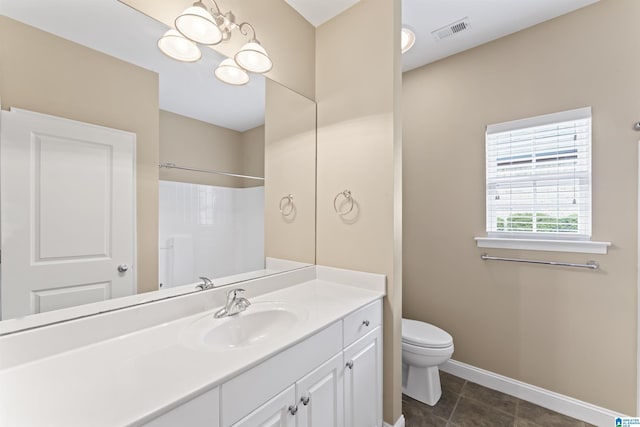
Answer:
[{"xmin": 159, "ymin": 173, "xmax": 264, "ymax": 290}]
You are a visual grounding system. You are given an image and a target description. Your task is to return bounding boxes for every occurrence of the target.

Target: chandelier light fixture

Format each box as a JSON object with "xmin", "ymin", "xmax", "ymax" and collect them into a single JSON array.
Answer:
[{"xmin": 157, "ymin": 0, "xmax": 273, "ymax": 85}]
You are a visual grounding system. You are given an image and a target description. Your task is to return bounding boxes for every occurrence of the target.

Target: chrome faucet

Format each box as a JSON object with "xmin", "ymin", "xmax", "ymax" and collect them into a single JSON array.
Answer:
[
  {"xmin": 196, "ymin": 276, "xmax": 215, "ymax": 290},
  {"xmin": 214, "ymin": 288, "xmax": 251, "ymax": 318}
]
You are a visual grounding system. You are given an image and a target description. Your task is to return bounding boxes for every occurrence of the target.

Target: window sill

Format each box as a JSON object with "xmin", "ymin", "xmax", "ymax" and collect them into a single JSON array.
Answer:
[{"xmin": 474, "ymin": 237, "xmax": 611, "ymax": 254}]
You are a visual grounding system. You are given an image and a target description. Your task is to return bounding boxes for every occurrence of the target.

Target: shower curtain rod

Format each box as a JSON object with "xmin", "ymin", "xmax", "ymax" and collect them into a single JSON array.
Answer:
[{"xmin": 159, "ymin": 162, "xmax": 264, "ymax": 181}]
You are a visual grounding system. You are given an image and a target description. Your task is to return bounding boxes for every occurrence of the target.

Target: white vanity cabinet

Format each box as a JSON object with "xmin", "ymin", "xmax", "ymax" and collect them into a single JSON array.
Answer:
[
  {"xmin": 233, "ymin": 353, "xmax": 344, "ymax": 427},
  {"xmin": 149, "ymin": 299, "xmax": 382, "ymax": 427},
  {"xmin": 222, "ymin": 322, "xmax": 344, "ymax": 427},
  {"xmin": 228, "ymin": 300, "xmax": 382, "ymax": 427},
  {"xmin": 0, "ymin": 267, "xmax": 387, "ymax": 427}
]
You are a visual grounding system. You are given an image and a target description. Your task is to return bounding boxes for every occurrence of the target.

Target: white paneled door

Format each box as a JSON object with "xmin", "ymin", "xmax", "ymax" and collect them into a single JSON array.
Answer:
[{"xmin": 0, "ymin": 109, "xmax": 136, "ymax": 320}]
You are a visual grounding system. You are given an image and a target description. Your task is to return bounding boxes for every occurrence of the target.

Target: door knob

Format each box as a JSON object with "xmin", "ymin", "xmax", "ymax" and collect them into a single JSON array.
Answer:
[
  {"xmin": 300, "ymin": 396, "xmax": 310, "ymax": 406},
  {"xmin": 346, "ymin": 360, "xmax": 354, "ymax": 369},
  {"xmin": 288, "ymin": 405, "xmax": 298, "ymax": 415},
  {"xmin": 117, "ymin": 264, "xmax": 129, "ymax": 273}
]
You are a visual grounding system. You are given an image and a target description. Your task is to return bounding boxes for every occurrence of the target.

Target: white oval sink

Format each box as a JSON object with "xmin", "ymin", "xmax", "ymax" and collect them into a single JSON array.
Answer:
[{"xmin": 182, "ymin": 301, "xmax": 308, "ymax": 351}]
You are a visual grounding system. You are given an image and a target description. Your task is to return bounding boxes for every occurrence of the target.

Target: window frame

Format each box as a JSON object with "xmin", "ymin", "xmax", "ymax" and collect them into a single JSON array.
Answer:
[{"xmin": 476, "ymin": 107, "xmax": 610, "ymax": 254}]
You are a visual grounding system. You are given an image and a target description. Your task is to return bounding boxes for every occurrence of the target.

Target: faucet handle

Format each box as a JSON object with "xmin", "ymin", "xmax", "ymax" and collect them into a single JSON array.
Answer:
[
  {"xmin": 231, "ymin": 288, "xmax": 246, "ymax": 297},
  {"xmin": 226, "ymin": 288, "xmax": 246, "ymax": 304},
  {"xmin": 197, "ymin": 276, "xmax": 214, "ymax": 290},
  {"xmin": 237, "ymin": 298, "xmax": 251, "ymax": 309}
]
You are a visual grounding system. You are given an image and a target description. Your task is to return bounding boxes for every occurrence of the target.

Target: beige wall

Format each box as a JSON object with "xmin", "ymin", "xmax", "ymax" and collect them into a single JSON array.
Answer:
[
  {"xmin": 264, "ymin": 80, "xmax": 316, "ymax": 264},
  {"xmin": 403, "ymin": 0, "xmax": 639, "ymax": 414},
  {"xmin": 316, "ymin": 0, "xmax": 402, "ymax": 423},
  {"xmin": 119, "ymin": 0, "xmax": 315, "ymax": 100},
  {"xmin": 241, "ymin": 124, "xmax": 266, "ymax": 180},
  {"xmin": 0, "ymin": 16, "xmax": 160, "ymax": 294},
  {"xmin": 159, "ymin": 110, "xmax": 264, "ymax": 188}
]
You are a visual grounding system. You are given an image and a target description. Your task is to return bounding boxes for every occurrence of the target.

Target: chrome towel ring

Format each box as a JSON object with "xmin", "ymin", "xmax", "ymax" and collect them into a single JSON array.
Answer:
[
  {"xmin": 279, "ymin": 194, "xmax": 294, "ymax": 216},
  {"xmin": 334, "ymin": 190, "xmax": 354, "ymax": 215}
]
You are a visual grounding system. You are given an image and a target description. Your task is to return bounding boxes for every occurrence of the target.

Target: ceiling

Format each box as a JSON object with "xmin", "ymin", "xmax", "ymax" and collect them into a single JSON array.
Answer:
[
  {"xmin": 284, "ymin": 0, "xmax": 599, "ymax": 72},
  {"xmin": 0, "ymin": 0, "xmax": 600, "ymax": 130},
  {"xmin": 400, "ymin": 0, "xmax": 599, "ymax": 72},
  {"xmin": 284, "ymin": 0, "xmax": 360, "ymax": 27}
]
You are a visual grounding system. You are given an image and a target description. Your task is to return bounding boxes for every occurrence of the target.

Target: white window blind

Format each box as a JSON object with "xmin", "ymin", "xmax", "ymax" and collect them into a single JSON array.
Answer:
[{"xmin": 485, "ymin": 107, "xmax": 592, "ymax": 240}]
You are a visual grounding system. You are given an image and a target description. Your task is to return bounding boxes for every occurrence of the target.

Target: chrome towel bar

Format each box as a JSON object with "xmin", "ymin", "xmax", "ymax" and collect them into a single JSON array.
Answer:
[{"xmin": 480, "ymin": 253, "xmax": 599, "ymax": 270}]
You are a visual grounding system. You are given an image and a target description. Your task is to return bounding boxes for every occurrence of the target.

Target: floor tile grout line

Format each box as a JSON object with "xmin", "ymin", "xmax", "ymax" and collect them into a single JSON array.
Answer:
[
  {"xmin": 458, "ymin": 392, "xmax": 519, "ymax": 418},
  {"xmin": 457, "ymin": 382, "xmax": 519, "ymax": 419},
  {"xmin": 446, "ymin": 380, "xmax": 466, "ymax": 425}
]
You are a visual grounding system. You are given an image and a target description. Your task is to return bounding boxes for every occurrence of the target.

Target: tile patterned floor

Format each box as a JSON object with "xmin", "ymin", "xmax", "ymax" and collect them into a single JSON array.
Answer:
[{"xmin": 402, "ymin": 372, "xmax": 597, "ymax": 427}]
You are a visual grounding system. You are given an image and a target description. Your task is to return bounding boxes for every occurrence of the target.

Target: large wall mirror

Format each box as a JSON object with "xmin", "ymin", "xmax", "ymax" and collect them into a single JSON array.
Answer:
[{"xmin": 0, "ymin": 0, "xmax": 316, "ymax": 333}]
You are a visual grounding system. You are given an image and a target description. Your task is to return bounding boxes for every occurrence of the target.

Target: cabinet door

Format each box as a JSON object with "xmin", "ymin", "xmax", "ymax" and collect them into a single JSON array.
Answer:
[
  {"xmin": 296, "ymin": 353, "xmax": 344, "ymax": 427},
  {"xmin": 343, "ymin": 327, "xmax": 383, "ymax": 427},
  {"xmin": 233, "ymin": 385, "xmax": 296, "ymax": 427}
]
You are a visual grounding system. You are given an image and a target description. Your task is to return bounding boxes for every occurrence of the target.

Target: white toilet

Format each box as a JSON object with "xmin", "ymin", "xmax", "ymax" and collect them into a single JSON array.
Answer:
[{"xmin": 401, "ymin": 318, "xmax": 454, "ymax": 406}]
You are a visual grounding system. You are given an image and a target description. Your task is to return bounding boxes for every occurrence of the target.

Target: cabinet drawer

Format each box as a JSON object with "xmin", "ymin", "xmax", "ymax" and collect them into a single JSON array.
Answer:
[{"xmin": 343, "ymin": 300, "xmax": 382, "ymax": 347}]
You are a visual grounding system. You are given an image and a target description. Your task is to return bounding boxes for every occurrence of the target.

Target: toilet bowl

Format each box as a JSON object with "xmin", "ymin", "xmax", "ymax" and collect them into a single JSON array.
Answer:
[{"xmin": 402, "ymin": 318, "xmax": 454, "ymax": 406}]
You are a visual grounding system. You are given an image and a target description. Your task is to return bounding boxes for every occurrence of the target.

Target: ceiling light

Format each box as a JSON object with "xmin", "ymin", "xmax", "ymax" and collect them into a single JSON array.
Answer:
[
  {"xmin": 157, "ymin": 29, "xmax": 202, "ymax": 62},
  {"xmin": 158, "ymin": 0, "xmax": 273, "ymax": 86},
  {"xmin": 175, "ymin": 2, "xmax": 223, "ymax": 45},
  {"xmin": 401, "ymin": 27, "xmax": 416, "ymax": 53},
  {"xmin": 215, "ymin": 58, "xmax": 249, "ymax": 85}
]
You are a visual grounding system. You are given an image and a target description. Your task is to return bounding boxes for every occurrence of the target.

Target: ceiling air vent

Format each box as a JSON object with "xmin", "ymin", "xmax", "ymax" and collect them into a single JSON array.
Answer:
[{"xmin": 432, "ymin": 17, "xmax": 471, "ymax": 41}]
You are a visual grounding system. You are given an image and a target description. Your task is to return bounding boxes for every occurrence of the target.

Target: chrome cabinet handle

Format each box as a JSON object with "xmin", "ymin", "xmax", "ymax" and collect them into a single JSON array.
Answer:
[
  {"xmin": 117, "ymin": 264, "xmax": 128, "ymax": 273},
  {"xmin": 346, "ymin": 360, "xmax": 354, "ymax": 369},
  {"xmin": 362, "ymin": 320, "xmax": 370, "ymax": 327},
  {"xmin": 288, "ymin": 405, "xmax": 298, "ymax": 415},
  {"xmin": 300, "ymin": 396, "xmax": 310, "ymax": 406}
]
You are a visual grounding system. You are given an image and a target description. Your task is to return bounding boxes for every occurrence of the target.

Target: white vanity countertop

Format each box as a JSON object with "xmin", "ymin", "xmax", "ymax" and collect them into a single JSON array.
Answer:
[{"xmin": 0, "ymin": 272, "xmax": 385, "ymax": 427}]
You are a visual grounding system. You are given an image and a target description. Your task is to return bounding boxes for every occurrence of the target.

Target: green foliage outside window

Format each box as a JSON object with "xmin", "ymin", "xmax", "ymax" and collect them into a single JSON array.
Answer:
[{"xmin": 496, "ymin": 213, "xmax": 578, "ymax": 232}]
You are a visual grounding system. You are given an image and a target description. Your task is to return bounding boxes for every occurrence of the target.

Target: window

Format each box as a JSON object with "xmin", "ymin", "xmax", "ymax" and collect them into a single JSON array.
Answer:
[{"xmin": 485, "ymin": 107, "xmax": 592, "ymax": 240}]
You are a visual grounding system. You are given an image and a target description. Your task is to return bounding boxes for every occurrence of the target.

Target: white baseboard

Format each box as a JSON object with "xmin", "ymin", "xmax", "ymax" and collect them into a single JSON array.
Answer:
[
  {"xmin": 383, "ymin": 414, "xmax": 405, "ymax": 427},
  {"xmin": 441, "ymin": 359, "xmax": 624, "ymax": 427}
]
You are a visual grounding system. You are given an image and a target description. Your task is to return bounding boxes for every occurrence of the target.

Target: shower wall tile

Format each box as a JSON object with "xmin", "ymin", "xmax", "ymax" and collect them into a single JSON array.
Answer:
[{"xmin": 159, "ymin": 181, "xmax": 264, "ymax": 288}]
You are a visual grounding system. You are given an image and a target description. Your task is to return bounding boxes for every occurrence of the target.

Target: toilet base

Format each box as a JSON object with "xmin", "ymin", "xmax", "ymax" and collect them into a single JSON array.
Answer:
[{"xmin": 402, "ymin": 363, "xmax": 442, "ymax": 406}]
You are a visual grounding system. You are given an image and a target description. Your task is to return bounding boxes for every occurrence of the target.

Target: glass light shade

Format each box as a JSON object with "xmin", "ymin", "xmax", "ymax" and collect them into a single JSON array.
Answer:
[
  {"xmin": 401, "ymin": 27, "xmax": 415, "ymax": 53},
  {"xmin": 158, "ymin": 29, "xmax": 202, "ymax": 62},
  {"xmin": 234, "ymin": 41, "xmax": 272, "ymax": 73},
  {"xmin": 215, "ymin": 58, "xmax": 249, "ymax": 85},
  {"xmin": 175, "ymin": 4, "xmax": 222, "ymax": 45}
]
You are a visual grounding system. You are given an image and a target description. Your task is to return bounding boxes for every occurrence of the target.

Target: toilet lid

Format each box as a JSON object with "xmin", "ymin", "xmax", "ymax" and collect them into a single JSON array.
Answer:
[{"xmin": 402, "ymin": 318, "xmax": 453, "ymax": 348}]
